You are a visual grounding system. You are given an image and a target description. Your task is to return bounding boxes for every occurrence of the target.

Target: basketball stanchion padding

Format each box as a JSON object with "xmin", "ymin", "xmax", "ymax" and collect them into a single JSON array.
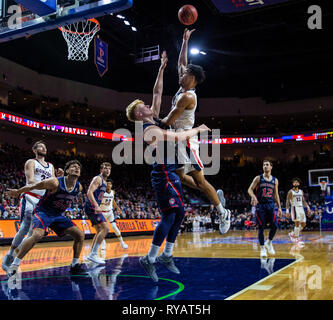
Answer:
[{"xmin": 59, "ymin": 18, "xmax": 100, "ymax": 61}]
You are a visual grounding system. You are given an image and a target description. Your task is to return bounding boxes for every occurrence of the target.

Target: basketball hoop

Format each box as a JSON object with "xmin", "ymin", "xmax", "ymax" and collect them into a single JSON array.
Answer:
[
  {"xmin": 320, "ymin": 181, "xmax": 327, "ymax": 192},
  {"xmin": 59, "ymin": 18, "xmax": 100, "ymax": 61}
]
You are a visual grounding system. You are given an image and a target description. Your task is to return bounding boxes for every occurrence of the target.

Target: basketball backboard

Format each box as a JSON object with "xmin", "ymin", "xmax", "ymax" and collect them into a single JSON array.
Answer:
[
  {"xmin": 0, "ymin": 0, "xmax": 132, "ymax": 42},
  {"xmin": 308, "ymin": 169, "xmax": 333, "ymax": 187}
]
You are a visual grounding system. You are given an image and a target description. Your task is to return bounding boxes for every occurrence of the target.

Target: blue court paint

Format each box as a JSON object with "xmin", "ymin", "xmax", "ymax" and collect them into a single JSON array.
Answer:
[
  {"xmin": 0, "ymin": 257, "xmax": 295, "ymax": 300},
  {"xmin": 188, "ymin": 236, "xmax": 311, "ymax": 245}
]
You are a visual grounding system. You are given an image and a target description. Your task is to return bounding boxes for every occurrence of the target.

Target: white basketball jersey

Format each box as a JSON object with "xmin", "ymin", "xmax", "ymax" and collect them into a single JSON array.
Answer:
[
  {"xmin": 29, "ymin": 159, "xmax": 54, "ymax": 196},
  {"xmin": 100, "ymin": 190, "xmax": 114, "ymax": 212},
  {"xmin": 170, "ymin": 88, "xmax": 197, "ymax": 130},
  {"xmin": 291, "ymin": 189, "xmax": 304, "ymax": 207}
]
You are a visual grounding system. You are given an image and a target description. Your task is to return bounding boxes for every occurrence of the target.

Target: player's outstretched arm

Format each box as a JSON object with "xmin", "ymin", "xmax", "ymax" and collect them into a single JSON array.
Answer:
[
  {"xmin": 178, "ymin": 28, "xmax": 195, "ymax": 76},
  {"xmin": 285, "ymin": 190, "xmax": 292, "ymax": 215},
  {"xmin": 113, "ymin": 197, "xmax": 121, "ymax": 214},
  {"xmin": 274, "ymin": 179, "xmax": 282, "ymax": 215},
  {"xmin": 161, "ymin": 92, "xmax": 195, "ymax": 126},
  {"xmin": 302, "ymin": 195, "xmax": 311, "ymax": 213},
  {"xmin": 143, "ymin": 124, "xmax": 210, "ymax": 145},
  {"xmin": 6, "ymin": 177, "xmax": 59, "ymax": 198},
  {"xmin": 151, "ymin": 51, "xmax": 168, "ymax": 118},
  {"xmin": 87, "ymin": 176, "xmax": 103, "ymax": 213},
  {"xmin": 248, "ymin": 176, "xmax": 260, "ymax": 206}
]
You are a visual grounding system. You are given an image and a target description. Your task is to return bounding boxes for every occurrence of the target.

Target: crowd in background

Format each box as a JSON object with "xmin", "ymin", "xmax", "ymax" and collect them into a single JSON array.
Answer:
[{"xmin": 0, "ymin": 143, "xmax": 328, "ymax": 232}]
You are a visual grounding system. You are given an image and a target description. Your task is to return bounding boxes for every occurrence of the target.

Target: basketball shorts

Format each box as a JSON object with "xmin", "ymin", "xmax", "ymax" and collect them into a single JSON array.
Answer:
[
  {"xmin": 85, "ymin": 206, "xmax": 107, "ymax": 226},
  {"xmin": 255, "ymin": 203, "xmax": 278, "ymax": 228},
  {"xmin": 177, "ymin": 135, "xmax": 203, "ymax": 174},
  {"xmin": 152, "ymin": 172, "xmax": 184, "ymax": 213},
  {"xmin": 102, "ymin": 210, "xmax": 116, "ymax": 223},
  {"xmin": 19, "ymin": 192, "xmax": 43, "ymax": 223},
  {"xmin": 291, "ymin": 206, "xmax": 306, "ymax": 223},
  {"xmin": 32, "ymin": 210, "xmax": 75, "ymax": 237}
]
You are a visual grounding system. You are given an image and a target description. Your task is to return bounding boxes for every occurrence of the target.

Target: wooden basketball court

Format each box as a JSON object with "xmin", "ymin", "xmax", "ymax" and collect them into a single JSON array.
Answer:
[{"xmin": 0, "ymin": 229, "xmax": 331, "ymax": 300}]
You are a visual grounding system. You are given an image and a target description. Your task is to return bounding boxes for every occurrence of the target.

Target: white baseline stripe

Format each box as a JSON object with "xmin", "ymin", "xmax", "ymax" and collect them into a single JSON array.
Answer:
[{"xmin": 224, "ymin": 257, "xmax": 303, "ymax": 300}]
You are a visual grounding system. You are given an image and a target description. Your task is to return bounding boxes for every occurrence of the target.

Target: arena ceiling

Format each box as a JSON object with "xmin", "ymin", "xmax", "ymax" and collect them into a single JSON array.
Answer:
[{"xmin": 0, "ymin": 0, "xmax": 332, "ymax": 101}]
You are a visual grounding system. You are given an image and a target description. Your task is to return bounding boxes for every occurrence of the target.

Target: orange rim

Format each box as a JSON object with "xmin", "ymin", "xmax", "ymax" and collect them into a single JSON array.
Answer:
[{"xmin": 58, "ymin": 18, "xmax": 100, "ymax": 35}]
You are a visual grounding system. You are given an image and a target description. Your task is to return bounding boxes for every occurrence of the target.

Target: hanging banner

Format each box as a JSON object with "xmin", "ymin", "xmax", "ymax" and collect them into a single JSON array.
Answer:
[
  {"xmin": 322, "ymin": 195, "xmax": 333, "ymax": 231},
  {"xmin": 94, "ymin": 36, "xmax": 108, "ymax": 77}
]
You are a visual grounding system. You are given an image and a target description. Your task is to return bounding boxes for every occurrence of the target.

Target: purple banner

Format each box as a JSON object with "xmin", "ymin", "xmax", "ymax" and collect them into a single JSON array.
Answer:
[
  {"xmin": 94, "ymin": 37, "xmax": 108, "ymax": 77},
  {"xmin": 211, "ymin": 0, "xmax": 292, "ymax": 13}
]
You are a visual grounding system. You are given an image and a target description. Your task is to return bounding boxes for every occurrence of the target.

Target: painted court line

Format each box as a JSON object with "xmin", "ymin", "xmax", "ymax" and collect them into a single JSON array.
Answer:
[{"xmin": 224, "ymin": 257, "xmax": 303, "ymax": 300}]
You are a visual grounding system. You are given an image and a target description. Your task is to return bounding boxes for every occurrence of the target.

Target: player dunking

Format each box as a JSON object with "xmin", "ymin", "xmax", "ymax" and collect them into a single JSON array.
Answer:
[
  {"xmin": 100, "ymin": 179, "xmax": 128, "ymax": 250},
  {"xmin": 126, "ymin": 51, "xmax": 210, "ymax": 282},
  {"xmin": 248, "ymin": 160, "xmax": 282, "ymax": 257},
  {"xmin": 286, "ymin": 178, "xmax": 311, "ymax": 246},
  {"xmin": 84, "ymin": 162, "xmax": 112, "ymax": 265},
  {"xmin": 161, "ymin": 29, "xmax": 230, "ymax": 234},
  {"xmin": 2, "ymin": 140, "xmax": 63, "ymax": 272},
  {"xmin": 5, "ymin": 160, "xmax": 87, "ymax": 277}
]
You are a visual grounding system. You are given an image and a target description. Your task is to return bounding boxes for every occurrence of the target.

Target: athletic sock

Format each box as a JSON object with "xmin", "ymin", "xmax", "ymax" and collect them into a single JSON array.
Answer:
[
  {"xmin": 8, "ymin": 248, "xmax": 15, "ymax": 256},
  {"xmin": 71, "ymin": 258, "xmax": 79, "ymax": 267},
  {"xmin": 163, "ymin": 242, "xmax": 174, "ymax": 257},
  {"xmin": 147, "ymin": 244, "xmax": 160, "ymax": 263},
  {"xmin": 12, "ymin": 257, "xmax": 21, "ymax": 266},
  {"xmin": 91, "ymin": 243, "xmax": 100, "ymax": 255},
  {"xmin": 118, "ymin": 236, "xmax": 125, "ymax": 245},
  {"xmin": 216, "ymin": 203, "xmax": 225, "ymax": 217},
  {"xmin": 294, "ymin": 227, "xmax": 300, "ymax": 237}
]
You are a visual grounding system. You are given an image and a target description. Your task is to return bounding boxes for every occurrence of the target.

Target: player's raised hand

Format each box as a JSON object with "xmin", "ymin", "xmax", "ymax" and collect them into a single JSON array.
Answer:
[
  {"xmin": 55, "ymin": 168, "xmax": 64, "ymax": 177},
  {"xmin": 183, "ymin": 28, "xmax": 195, "ymax": 41},
  {"xmin": 5, "ymin": 189, "xmax": 20, "ymax": 198},
  {"xmin": 160, "ymin": 50, "xmax": 168, "ymax": 70}
]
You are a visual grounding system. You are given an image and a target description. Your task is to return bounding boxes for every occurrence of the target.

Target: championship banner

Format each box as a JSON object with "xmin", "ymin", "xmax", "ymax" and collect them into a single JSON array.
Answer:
[
  {"xmin": 210, "ymin": 0, "xmax": 293, "ymax": 13},
  {"xmin": 321, "ymin": 196, "xmax": 333, "ymax": 231},
  {"xmin": 94, "ymin": 36, "xmax": 108, "ymax": 77},
  {"xmin": 0, "ymin": 219, "xmax": 160, "ymax": 239}
]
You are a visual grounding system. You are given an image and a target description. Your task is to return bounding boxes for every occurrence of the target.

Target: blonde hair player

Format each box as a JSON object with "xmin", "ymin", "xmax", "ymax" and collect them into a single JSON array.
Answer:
[
  {"xmin": 160, "ymin": 28, "xmax": 231, "ymax": 234},
  {"xmin": 126, "ymin": 51, "xmax": 210, "ymax": 282},
  {"xmin": 286, "ymin": 178, "xmax": 311, "ymax": 246},
  {"xmin": 100, "ymin": 179, "xmax": 128, "ymax": 250},
  {"xmin": 2, "ymin": 140, "xmax": 63, "ymax": 272}
]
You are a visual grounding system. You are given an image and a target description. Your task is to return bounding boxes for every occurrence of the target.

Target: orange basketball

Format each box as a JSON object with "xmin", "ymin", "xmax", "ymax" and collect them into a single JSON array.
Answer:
[{"xmin": 178, "ymin": 5, "xmax": 198, "ymax": 26}]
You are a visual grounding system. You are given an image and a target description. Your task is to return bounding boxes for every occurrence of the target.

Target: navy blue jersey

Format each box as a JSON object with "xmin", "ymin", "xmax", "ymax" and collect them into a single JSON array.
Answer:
[
  {"xmin": 85, "ymin": 175, "xmax": 106, "ymax": 210},
  {"xmin": 143, "ymin": 118, "xmax": 179, "ymax": 180},
  {"xmin": 35, "ymin": 177, "xmax": 80, "ymax": 216},
  {"xmin": 256, "ymin": 174, "xmax": 276, "ymax": 205}
]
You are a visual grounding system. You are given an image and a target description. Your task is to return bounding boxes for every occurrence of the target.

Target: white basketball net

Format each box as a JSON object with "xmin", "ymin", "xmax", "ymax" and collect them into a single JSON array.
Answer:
[
  {"xmin": 59, "ymin": 18, "xmax": 100, "ymax": 61},
  {"xmin": 320, "ymin": 181, "xmax": 327, "ymax": 191}
]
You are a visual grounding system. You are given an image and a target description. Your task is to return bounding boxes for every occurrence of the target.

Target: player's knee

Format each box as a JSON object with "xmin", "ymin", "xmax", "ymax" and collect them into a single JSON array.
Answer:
[
  {"xmin": 32, "ymin": 229, "xmax": 44, "ymax": 241},
  {"xmin": 101, "ymin": 223, "xmax": 109, "ymax": 234},
  {"xmin": 258, "ymin": 225, "xmax": 264, "ymax": 231},
  {"xmin": 72, "ymin": 228, "xmax": 85, "ymax": 242},
  {"xmin": 77, "ymin": 230, "xmax": 85, "ymax": 242}
]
